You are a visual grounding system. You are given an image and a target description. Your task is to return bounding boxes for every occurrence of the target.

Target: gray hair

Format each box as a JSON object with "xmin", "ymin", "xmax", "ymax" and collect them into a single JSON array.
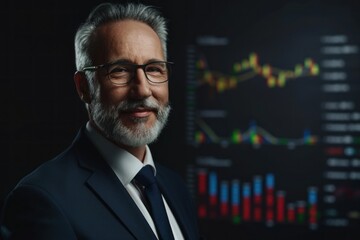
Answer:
[{"xmin": 74, "ymin": 2, "xmax": 168, "ymax": 92}]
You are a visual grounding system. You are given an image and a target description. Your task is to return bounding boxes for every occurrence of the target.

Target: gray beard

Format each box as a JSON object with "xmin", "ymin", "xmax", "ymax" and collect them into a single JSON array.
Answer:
[{"xmin": 90, "ymin": 97, "xmax": 171, "ymax": 147}]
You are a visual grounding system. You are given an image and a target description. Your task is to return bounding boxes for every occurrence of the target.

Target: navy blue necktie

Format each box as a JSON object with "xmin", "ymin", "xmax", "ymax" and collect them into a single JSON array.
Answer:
[{"xmin": 135, "ymin": 165, "xmax": 175, "ymax": 240}]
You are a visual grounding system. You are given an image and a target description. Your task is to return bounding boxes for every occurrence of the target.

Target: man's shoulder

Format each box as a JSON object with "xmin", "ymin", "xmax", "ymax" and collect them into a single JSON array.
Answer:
[
  {"xmin": 17, "ymin": 145, "xmax": 80, "ymax": 188},
  {"xmin": 17, "ymin": 128, "xmax": 94, "ymax": 189}
]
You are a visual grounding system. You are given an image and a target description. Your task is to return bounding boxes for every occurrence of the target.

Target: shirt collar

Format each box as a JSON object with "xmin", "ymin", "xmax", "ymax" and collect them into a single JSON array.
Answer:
[{"xmin": 85, "ymin": 122, "xmax": 156, "ymax": 186}]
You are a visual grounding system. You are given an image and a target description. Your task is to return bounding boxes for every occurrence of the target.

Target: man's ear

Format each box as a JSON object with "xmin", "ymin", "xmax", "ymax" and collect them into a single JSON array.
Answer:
[{"xmin": 74, "ymin": 71, "xmax": 92, "ymax": 104}]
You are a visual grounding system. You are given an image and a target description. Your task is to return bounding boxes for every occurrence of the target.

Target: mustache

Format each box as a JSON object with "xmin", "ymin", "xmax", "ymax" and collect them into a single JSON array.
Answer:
[{"xmin": 115, "ymin": 98, "xmax": 163, "ymax": 112}]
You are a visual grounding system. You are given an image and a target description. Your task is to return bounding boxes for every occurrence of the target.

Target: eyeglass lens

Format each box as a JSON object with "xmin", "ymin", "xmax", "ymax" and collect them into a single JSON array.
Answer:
[{"xmin": 107, "ymin": 62, "xmax": 169, "ymax": 84}]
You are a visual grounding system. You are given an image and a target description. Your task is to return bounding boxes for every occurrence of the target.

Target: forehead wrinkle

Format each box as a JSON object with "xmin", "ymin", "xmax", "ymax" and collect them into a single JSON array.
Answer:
[{"xmin": 91, "ymin": 20, "xmax": 164, "ymax": 65}]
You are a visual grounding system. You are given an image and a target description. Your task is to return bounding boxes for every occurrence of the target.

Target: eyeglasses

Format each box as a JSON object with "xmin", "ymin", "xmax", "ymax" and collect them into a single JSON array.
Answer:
[{"xmin": 81, "ymin": 60, "xmax": 173, "ymax": 85}]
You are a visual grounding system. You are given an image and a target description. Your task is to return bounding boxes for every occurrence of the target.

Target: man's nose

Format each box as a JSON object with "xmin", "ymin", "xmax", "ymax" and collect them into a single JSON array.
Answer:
[{"xmin": 129, "ymin": 68, "xmax": 152, "ymax": 99}]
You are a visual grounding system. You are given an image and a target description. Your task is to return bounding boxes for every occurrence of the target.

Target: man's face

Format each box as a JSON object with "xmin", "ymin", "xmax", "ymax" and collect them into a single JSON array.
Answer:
[{"xmin": 88, "ymin": 20, "xmax": 170, "ymax": 147}]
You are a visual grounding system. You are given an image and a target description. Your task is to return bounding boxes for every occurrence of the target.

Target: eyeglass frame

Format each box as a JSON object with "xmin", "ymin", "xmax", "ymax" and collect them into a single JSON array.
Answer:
[{"xmin": 79, "ymin": 60, "xmax": 174, "ymax": 86}]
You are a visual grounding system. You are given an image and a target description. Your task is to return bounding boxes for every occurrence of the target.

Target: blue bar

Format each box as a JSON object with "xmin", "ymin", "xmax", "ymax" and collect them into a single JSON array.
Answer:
[
  {"xmin": 266, "ymin": 173, "xmax": 275, "ymax": 188},
  {"xmin": 253, "ymin": 175, "xmax": 262, "ymax": 196},
  {"xmin": 231, "ymin": 180, "xmax": 240, "ymax": 205},
  {"xmin": 220, "ymin": 181, "xmax": 229, "ymax": 203},
  {"xmin": 209, "ymin": 171, "xmax": 218, "ymax": 196},
  {"xmin": 243, "ymin": 183, "xmax": 251, "ymax": 197},
  {"xmin": 308, "ymin": 187, "xmax": 317, "ymax": 204}
]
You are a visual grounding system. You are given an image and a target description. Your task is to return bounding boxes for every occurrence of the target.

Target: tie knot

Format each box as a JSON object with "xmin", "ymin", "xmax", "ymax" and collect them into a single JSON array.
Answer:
[{"xmin": 134, "ymin": 165, "xmax": 156, "ymax": 188}]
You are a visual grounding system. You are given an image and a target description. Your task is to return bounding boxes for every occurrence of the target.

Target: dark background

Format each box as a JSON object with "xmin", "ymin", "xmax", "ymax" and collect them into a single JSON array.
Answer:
[
  {"xmin": 0, "ymin": 0, "xmax": 188, "ymax": 205},
  {"xmin": 1, "ymin": 0, "xmax": 359, "ymax": 239}
]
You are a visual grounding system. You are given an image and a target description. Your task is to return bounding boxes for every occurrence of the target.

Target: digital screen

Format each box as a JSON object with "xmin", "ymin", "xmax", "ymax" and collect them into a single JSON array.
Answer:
[
  {"xmin": 183, "ymin": 1, "xmax": 360, "ymax": 239},
  {"xmin": 1, "ymin": 1, "xmax": 359, "ymax": 240}
]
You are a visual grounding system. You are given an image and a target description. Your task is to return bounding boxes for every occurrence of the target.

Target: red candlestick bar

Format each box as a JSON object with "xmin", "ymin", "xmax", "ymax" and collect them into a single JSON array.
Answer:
[
  {"xmin": 276, "ymin": 191, "xmax": 285, "ymax": 223},
  {"xmin": 243, "ymin": 183, "xmax": 251, "ymax": 221},
  {"xmin": 253, "ymin": 175, "xmax": 263, "ymax": 222},
  {"xmin": 197, "ymin": 169, "xmax": 208, "ymax": 218},
  {"xmin": 287, "ymin": 203, "xmax": 295, "ymax": 223},
  {"xmin": 265, "ymin": 174, "xmax": 275, "ymax": 226}
]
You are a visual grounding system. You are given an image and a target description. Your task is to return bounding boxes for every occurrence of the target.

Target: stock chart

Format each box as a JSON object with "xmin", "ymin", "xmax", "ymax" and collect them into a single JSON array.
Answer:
[{"xmin": 184, "ymin": 1, "xmax": 360, "ymax": 239}]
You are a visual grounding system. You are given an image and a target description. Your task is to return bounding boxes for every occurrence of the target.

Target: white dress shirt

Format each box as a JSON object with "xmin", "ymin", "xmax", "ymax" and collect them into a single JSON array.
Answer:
[{"xmin": 85, "ymin": 122, "xmax": 184, "ymax": 240}]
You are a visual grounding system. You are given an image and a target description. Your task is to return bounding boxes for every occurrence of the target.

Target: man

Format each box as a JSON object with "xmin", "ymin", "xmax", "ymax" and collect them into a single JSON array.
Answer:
[{"xmin": 1, "ymin": 2, "xmax": 200, "ymax": 240}]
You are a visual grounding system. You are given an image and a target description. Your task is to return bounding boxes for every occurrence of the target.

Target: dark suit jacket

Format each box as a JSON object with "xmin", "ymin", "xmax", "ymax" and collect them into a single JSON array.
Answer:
[{"xmin": 0, "ymin": 128, "xmax": 200, "ymax": 239}]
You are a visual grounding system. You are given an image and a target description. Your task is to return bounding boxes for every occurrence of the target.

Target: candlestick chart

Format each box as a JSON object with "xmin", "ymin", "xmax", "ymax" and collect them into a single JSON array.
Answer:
[{"xmin": 196, "ymin": 52, "xmax": 320, "ymax": 93}]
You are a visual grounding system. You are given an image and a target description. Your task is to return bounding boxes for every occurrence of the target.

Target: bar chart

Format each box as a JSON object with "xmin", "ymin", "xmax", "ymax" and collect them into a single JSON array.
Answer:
[{"xmin": 196, "ymin": 169, "xmax": 319, "ymax": 229}]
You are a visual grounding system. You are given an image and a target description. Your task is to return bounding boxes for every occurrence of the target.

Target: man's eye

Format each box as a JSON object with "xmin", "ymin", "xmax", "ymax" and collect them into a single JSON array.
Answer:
[
  {"xmin": 147, "ymin": 67, "xmax": 162, "ymax": 73},
  {"xmin": 109, "ymin": 66, "xmax": 129, "ymax": 74},
  {"xmin": 146, "ymin": 64, "xmax": 167, "ymax": 74}
]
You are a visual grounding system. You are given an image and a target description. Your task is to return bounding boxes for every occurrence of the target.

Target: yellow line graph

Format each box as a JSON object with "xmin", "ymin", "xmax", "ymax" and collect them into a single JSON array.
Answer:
[{"xmin": 197, "ymin": 53, "xmax": 320, "ymax": 92}]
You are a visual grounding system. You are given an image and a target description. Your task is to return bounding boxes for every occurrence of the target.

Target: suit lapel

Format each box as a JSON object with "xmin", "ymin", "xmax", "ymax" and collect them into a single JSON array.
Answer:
[
  {"xmin": 86, "ymin": 171, "xmax": 157, "ymax": 240},
  {"xmin": 73, "ymin": 129, "xmax": 157, "ymax": 240}
]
